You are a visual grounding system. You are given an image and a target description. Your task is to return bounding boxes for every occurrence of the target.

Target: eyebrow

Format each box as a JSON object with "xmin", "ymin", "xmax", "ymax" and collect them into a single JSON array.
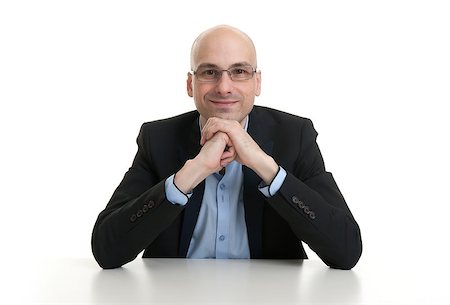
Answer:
[
  {"xmin": 229, "ymin": 62, "xmax": 254, "ymax": 68},
  {"xmin": 196, "ymin": 62, "xmax": 254, "ymax": 70}
]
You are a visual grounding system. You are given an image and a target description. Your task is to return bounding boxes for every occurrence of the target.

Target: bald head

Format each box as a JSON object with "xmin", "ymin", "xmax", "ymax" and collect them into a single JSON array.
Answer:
[{"xmin": 190, "ymin": 25, "xmax": 257, "ymax": 70}]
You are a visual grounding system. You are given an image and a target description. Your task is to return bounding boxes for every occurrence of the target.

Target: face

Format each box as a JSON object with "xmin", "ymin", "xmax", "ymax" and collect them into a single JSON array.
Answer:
[{"xmin": 187, "ymin": 27, "xmax": 261, "ymax": 127}]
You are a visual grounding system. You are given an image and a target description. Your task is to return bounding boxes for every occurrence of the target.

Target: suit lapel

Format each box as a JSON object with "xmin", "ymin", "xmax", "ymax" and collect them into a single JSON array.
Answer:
[
  {"xmin": 177, "ymin": 116, "xmax": 202, "ymax": 163},
  {"xmin": 244, "ymin": 107, "xmax": 276, "ymax": 258},
  {"xmin": 179, "ymin": 181, "xmax": 205, "ymax": 256},
  {"xmin": 177, "ymin": 116, "xmax": 206, "ymax": 257}
]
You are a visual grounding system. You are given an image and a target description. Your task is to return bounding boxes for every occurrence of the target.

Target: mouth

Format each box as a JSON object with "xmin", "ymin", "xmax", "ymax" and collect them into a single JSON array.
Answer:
[{"xmin": 210, "ymin": 100, "xmax": 239, "ymax": 105}]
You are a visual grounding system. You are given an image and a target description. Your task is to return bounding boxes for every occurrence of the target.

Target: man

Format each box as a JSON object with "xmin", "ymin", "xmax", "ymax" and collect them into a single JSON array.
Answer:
[{"xmin": 91, "ymin": 25, "xmax": 362, "ymax": 270}]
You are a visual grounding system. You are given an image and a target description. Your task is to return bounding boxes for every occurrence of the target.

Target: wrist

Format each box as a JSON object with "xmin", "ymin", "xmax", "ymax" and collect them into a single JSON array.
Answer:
[
  {"xmin": 174, "ymin": 158, "xmax": 210, "ymax": 194},
  {"xmin": 249, "ymin": 153, "xmax": 279, "ymax": 185}
]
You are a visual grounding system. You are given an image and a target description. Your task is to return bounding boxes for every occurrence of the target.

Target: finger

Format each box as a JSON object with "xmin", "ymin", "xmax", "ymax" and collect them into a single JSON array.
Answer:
[
  {"xmin": 221, "ymin": 150, "xmax": 235, "ymax": 161},
  {"xmin": 200, "ymin": 120, "xmax": 214, "ymax": 145},
  {"xmin": 201, "ymin": 127, "xmax": 221, "ymax": 146},
  {"xmin": 201, "ymin": 127, "xmax": 219, "ymax": 146},
  {"xmin": 223, "ymin": 142, "xmax": 236, "ymax": 156},
  {"xmin": 221, "ymin": 142, "xmax": 236, "ymax": 159},
  {"xmin": 220, "ymin": 156, "xmax": 234, "ymax": 167},
  {"xmin": 201, "ymin": 118, "xmax": 230, "ymax": 145}
]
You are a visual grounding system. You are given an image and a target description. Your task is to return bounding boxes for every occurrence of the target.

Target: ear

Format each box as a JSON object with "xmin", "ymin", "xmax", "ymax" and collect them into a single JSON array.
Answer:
[
  {"xmin": 187, "ymin": 72, "xmax": 194, "ymax": 97},
  {"xmin": 255, "ymin": 71, "xmax": 261, "ymax": 96}
]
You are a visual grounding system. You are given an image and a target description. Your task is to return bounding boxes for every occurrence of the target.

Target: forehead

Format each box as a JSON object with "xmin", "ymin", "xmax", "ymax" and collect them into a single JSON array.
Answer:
[{"xmin": 191, "ymin": 28, "xmax": 256, "ymax": 69}]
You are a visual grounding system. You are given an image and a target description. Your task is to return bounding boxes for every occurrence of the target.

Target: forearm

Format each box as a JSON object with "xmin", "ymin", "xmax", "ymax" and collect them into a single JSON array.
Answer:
[
  {"xmin": 91, "ymin": 180, "xmax": 184, "ymax": 269},
  {"xmin": 266, "ymin": 172, "xmax": 362, "ymax": 269},
  {"xmin": 173, "ymin": 159, "xmax": 211, "ymax": 194},
  {"xmin": 247, "ymin": 151, "xmax": 279, "ymax": 185}
]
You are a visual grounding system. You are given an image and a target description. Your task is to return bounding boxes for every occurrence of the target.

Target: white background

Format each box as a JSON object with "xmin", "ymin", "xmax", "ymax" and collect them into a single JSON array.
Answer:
[{"xmin": 1, "ymin": 0, "xmax": 449, "ymax": 303}]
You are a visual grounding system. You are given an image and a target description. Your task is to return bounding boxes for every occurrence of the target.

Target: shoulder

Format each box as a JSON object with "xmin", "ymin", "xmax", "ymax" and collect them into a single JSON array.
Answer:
[
  {"xmin": 141, "ymin": 111, "xmax": 198, "ymax": 130},
  {"xmin": 134, "ymin": 111, "xmax": 199, "ymax": 146},
  {"xmin": 251, "ymin": 105, "xmax": 315, "ymax": 130},
  {"xmin": 138, "ymin": 111, "xmax": 198, "ymax": 137}
]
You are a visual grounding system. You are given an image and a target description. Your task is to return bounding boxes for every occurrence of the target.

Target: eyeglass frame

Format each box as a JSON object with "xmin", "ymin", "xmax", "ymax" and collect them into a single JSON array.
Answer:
[{"xmin": 190, "ymin": 64, "xmax": 257, "ymax": 83}]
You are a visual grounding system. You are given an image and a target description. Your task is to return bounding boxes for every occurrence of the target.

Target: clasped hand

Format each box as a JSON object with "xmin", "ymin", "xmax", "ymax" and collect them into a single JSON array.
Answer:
[
  {"xmin": 198, "ymin": 117, "xmax": 276, "ymax": 181},
  {"xmin": 174, "ymin": 117, "xmax": 279, "ymax": 194}
]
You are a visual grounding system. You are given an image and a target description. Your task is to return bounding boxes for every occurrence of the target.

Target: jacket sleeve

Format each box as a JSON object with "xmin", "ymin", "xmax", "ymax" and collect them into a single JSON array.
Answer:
[
  {"xmin": 91, "ymin": 124, "xmax": 184, "ymax": 269},
  {"xmin": 265, "ymin": 119, "xmax": 362, "ymax": 269}
]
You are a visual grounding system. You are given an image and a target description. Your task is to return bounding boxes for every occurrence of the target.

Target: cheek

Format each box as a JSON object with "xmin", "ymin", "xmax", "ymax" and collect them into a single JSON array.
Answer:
[
  {"xmin": 243, "ymin": 86, "xmax": 258, "ymax": 102},
  {"xmin": 192, "ymin": 84, "xmax": 209, "ymax": 98},
  {"xmin": 193, "ymin": 89, "xmax": 205, "ymax": 102}
]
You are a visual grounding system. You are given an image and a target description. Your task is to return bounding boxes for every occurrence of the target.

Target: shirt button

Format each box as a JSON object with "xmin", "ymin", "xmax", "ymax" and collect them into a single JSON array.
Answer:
[
  {"xmin": 219, "ymin": 235, "xmax": 225, "ymax": 241},
  {"xmin": 220, "ymin": 184, "xmax": 226, "ymax": 190}
]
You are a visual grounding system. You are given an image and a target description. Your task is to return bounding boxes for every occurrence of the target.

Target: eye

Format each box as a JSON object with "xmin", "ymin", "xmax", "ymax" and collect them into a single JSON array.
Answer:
[
  {"xmin": 234, "ymin": 68, "xmax": 246, "ymax": 74},
  {"xmin": 230, "ymin": 67, "xmax": 252, "ymax": 78},
  {"xmin": 199, "ymin": 69, "xmax": 218, "ymax": 77}
]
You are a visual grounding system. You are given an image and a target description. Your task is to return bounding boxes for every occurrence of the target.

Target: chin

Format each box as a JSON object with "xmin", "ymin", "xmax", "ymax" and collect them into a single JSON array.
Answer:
[
  {"xmin": 214, "ymin": 112, "xmax": 242, "ymax": 122},
  {"xmin": 200, "ymin": 109, "xmax": 247, "ymax": 125}
]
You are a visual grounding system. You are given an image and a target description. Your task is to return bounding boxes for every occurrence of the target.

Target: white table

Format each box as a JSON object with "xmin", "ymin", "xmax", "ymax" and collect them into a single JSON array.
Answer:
[{"xmin": 4, "ymin": 257, "xmax": 449, "ymax": 304}]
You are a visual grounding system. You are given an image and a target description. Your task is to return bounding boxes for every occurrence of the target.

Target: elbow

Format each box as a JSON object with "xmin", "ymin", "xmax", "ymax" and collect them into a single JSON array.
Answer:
[
  {"xmin": 91, "ymin": 228, "xmax": 132, "ymax": 269},
  {"xmin": 329, "ymin": 246, "xmax": 362, "ymax": 270},
  {"xmin": 328, "ymin": 226, "xmax": 363, "ymax": 270},
  {"xmin": 93, "ymin": 249, "xmax": 123, "ymax": 270},
  {"xmin": 92, "ymin": 237, "xmax": 121, "ymax": 269},
  {"xmin": 96, "ymin": 260, "xmax": 124, "ymax": 270}
]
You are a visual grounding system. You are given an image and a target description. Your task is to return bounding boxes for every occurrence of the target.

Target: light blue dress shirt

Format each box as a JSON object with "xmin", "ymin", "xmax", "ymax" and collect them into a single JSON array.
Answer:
[{"xmin": 164, "ymin": 117, "xmax": 287, "ymax": 258}]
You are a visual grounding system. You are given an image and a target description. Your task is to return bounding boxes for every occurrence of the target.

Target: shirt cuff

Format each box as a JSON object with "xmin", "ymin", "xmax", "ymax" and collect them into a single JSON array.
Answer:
[
  {"xmin": 165, "ymin": 174, "xmax": 192, "ymax": 206},
  {"xmin": 258, "ymin": 166, "xmax": 287, "ymax": 197}
]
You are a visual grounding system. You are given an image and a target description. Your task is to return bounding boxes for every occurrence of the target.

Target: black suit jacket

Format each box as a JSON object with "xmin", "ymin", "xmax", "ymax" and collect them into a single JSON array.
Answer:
[{"xmin": 92, "ymin": 106, "xmax": 362, "ymax": 269}]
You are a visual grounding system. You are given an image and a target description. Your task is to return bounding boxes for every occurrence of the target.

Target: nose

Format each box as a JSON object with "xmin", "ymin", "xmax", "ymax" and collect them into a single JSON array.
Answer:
[{"xmin": 215, "ymin": 70, "xmax": 233, "ymax": 95}]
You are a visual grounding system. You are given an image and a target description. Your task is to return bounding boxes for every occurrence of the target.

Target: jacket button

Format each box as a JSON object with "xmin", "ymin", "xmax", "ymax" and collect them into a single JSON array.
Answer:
[
  {"xmin": 303, "ymin": 206, "xmax": 310, "ymax": 214},
  {"xmin": 130, "ymin": 214, "xmax": 137, "ymax": 222},
  {"xmin": 292, "ymin": 196, "xmax": 300, "ymax": 204},
  {"xmin": 297, "ymin": 201, "xmax": 305, "ymax": 209},
  {"xmin": 142, "ymin": 204, "xmax": 149, "ymax": 213},
  {"xmin": 148, "ymin": 200, "xmax": 155, "ymax": 209},
  {"xmin": 136, "ymin": 209, "xmax": 143, "ymax": 217},
  {"xmin": 309, "ymin": 211, "xmax": 316, "ymax": 219}
]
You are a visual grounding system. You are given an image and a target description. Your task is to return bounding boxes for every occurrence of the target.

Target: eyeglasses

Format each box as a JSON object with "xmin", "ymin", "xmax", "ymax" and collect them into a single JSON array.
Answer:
[{"xmin": 192, "ymin": 65, "xmax": 257, "ymax": 82}]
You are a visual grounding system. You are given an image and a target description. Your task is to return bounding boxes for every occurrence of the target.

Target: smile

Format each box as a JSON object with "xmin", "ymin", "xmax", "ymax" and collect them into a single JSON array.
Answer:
[{"xmin": 210, "ymin": 100, "xmax": 238, "ymax": 105}]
